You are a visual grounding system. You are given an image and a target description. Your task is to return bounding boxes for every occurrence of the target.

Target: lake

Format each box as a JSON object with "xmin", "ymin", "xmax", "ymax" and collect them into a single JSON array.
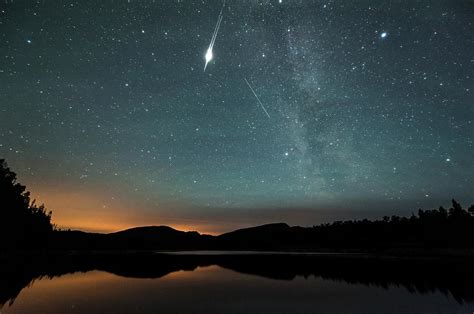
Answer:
[{"xmin": 1, "ymin": 252, "xmax": 473, "ymax": 313}]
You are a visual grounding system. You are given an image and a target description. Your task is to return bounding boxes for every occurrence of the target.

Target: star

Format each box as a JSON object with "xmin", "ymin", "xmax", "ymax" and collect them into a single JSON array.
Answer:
[{"xmin": 1, "ymin": 0, "xmax": 471, "ymax": 237}]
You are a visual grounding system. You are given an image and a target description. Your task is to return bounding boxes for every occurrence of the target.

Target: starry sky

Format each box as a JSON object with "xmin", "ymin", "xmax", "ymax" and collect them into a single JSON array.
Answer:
[{"xmin": 0, "ymin": 0, "xmax": 473, "ymax": 234}]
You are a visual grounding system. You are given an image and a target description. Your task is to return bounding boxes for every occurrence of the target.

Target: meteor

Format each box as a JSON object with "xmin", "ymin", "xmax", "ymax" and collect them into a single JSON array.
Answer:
[
  {"xmin": 204, "ymin": 0, "xmax": 225, "ymax": 72},
  {"xmin": 244, "ymin": 78, "xmax": 271, "ymax": 119}
]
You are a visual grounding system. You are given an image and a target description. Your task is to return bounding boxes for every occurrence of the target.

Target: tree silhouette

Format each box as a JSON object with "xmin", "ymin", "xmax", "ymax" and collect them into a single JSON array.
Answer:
[
  {"xmin": 0, "ymin": 159, "xmax": 53, "ymax": 249},
  {"xmin": 469, "ymin": 205, "xmax": 474, "ymax": 217}
]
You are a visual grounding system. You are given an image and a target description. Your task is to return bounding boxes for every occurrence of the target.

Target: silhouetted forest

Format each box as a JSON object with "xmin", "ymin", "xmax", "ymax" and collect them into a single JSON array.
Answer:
[
  {"xmin": 302, "ymin": 199, "xmax": 474, "ymax": 249},
  {"xmin": 216, "ymin": 199, "xmax": 474, "ymax": 250},
  {"xmin": 1, "ymin": 157, "xmax": 474, "ymax": 251},
  {"xmin": 0, "ymin": 159, "xmax": 53, "ymax": 249}
]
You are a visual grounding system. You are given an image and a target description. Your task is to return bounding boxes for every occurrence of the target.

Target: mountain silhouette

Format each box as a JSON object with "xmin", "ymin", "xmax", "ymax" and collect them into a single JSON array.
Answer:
[
  {"xmin": 217, "ymin": 223, "xmax": 296, "ymax": 250},
  {"xmin": 51, "ymin": 223, "xmax": 308, "ymax": 251},
  {"xmin": 52, "ymin": 225, "xmax": 214, "ymax": 250},
  {"xmin": 106, "ymin": 226, "xmax": 214, "ymax": 250}
]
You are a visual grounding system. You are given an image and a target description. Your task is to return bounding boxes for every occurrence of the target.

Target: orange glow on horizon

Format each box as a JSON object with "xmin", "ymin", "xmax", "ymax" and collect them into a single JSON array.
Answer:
[
  {"xmin": 27, "ymin": 185, "xmax": 225, "ymax": 235},
  {"xmin": 24, "ymin": 182, "xmax": 335, "ymax": 236}
]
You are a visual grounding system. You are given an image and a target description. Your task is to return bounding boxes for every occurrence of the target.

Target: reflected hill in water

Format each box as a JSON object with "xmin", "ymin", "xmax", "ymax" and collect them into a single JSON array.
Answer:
[{"xmin": 2, "ymin": 252, "xmax": 474, "ymax": 307}]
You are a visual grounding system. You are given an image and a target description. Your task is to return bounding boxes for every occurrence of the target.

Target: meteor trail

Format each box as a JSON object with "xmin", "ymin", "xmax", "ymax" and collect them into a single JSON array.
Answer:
[
  {"xmin": 204, "ymin": 0, "xmax": 225, "ymax": 72},
  {"xmin": 244, "ymin": 78, "xmax": 271, "ymax": 119}
]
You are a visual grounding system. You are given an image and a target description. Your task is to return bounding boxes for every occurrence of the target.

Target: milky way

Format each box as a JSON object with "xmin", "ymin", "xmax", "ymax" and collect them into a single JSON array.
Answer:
[{"xmin": 0, "ymin": 1, "xmax": 472, "ymax": 233}]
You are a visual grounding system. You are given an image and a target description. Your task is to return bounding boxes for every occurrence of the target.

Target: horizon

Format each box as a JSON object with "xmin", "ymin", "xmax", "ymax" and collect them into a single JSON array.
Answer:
[
  {"xmin": 52, "ymin": 199, "xmax": 474, "ymax": 236},
  {"xmin": 1, "ymin": 0, "xmax": 473, "ymax": 235},
  {"xmin": 27, "ymin": 189, "xmax": 474, "ymax": 235},
  {"xmin": 16, "ymin": 175, "xmax": 474, "ymax": 235}
]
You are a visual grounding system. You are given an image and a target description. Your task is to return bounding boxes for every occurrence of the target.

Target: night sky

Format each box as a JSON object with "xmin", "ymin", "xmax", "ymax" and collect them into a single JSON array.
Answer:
[{"xmin": 1, "ymin": 0, "xmax": 472, "ymax": 234}]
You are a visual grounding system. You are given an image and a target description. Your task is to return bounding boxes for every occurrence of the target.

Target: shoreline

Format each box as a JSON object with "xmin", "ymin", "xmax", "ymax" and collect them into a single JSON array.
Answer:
[{"xmin": 3, "ymin": 248, "xmax": 474, "ymax": 260}]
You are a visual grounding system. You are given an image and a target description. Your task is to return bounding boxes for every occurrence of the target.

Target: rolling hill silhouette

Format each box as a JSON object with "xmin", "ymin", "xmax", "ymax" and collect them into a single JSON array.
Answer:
[
  {"xmin": 52, "ymin": 225, "xmax": 214, "ymax": 250},
  {"xmin": 216, "ymin": 223, "xmax": 299, "ymax": 250},
  {"xmin": 52, "ymin": 223, "xmax": 302, "ymax": 251}
]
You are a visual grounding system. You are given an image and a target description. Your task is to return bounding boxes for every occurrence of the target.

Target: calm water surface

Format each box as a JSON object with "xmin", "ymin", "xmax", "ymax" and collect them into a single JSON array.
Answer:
[{"xmin": 2, "ymin": 263, "xmax": 472, "ymax": 314}]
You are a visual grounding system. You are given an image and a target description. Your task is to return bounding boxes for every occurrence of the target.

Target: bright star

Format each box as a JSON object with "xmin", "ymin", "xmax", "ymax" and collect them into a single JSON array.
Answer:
[
  {"xmin": 380, "ymin": 32, "xmax": 387, "ymax": 38},
  {"xmin": 26, "ymin": 39, "xmax": 32, "ymax": 44}
]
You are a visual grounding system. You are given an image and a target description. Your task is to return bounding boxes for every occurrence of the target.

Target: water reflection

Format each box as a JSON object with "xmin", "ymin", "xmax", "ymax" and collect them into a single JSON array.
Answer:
[{"xmin": 1, "ymin": 252, "xmax": 474, "ymax": 313}]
